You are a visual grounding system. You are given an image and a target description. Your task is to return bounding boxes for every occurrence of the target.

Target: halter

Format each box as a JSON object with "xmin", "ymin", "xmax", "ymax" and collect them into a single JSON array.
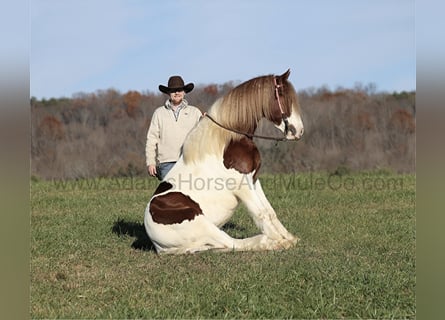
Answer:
[
  {"xmin": 273, "ymin": 76, "xmax": 290, "ymax": 136},
  {"xmin": 204, "ymin": 76, "xmax": 290, "ymax": 142}
]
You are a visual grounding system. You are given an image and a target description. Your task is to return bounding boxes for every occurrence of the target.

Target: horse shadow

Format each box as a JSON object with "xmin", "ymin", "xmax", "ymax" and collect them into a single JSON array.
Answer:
[
  {"xmin": 222, "ymin": 221, "xmax": 247, "ymax": 233},
  {"xmin": 111, "ymin": 218, "xmax": 155, "ymax": 252}
]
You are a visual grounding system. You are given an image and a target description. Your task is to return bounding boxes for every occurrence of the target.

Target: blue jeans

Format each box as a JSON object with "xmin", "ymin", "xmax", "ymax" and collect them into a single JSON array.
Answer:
[{"xmin": 157, "ymin": 162, "xmax": 176, "ymax": 181}]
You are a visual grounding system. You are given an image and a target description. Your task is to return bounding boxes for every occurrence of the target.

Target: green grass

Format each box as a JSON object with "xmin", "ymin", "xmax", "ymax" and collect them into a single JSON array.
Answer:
[{"xmin": 31, "ymin": 172, "xmax": 415, "ymax": 319}]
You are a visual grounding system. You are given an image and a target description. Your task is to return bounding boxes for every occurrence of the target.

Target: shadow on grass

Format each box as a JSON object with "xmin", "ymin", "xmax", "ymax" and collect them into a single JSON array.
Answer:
[
  {"xmin": 111, "ymin": 218, "xmax": 155, "ymax": 252},
  {"xmin": 222, "ymin": 221, "xmax": 247, "ymax": 232}
]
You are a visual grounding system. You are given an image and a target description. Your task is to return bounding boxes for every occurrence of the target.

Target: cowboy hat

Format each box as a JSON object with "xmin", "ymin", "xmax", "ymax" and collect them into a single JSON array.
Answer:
[{"xmin": 159, "ymin": 75, "xmax": 194, "ymax": 94}]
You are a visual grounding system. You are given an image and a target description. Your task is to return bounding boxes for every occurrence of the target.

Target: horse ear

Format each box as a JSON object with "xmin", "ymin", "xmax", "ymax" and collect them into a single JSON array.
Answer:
[{"xmin": 280, "ymin": 69, "xmax": 291, "ymax": 80}]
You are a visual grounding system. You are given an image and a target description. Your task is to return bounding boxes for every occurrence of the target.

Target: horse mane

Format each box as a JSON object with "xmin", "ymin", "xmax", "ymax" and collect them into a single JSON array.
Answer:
[
  {"xmin": 182, "ymin": 74, "xmax": 298, "ymax": 164},
  {"xmin": 218, "ymin": 75, "xmax": 277, "ymax": 132}
]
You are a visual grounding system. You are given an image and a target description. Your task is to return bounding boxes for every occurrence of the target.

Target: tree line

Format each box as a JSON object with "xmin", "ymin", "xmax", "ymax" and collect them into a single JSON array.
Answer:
[{"xmin": 31, "ymin": 82, "xmax": 415, "ymax": 180}]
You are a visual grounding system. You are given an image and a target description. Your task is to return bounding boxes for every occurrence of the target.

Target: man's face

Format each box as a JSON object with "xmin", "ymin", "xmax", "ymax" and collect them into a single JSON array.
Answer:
[{"xmin": 170, "ymin": 90, "xmax": 185, "ymax": 105}]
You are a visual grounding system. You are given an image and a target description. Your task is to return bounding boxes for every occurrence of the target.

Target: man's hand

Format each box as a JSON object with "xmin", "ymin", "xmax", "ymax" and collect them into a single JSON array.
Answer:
[{"xmin": 147, "ymin": 165, "xmax": 157, "ymax": 177}]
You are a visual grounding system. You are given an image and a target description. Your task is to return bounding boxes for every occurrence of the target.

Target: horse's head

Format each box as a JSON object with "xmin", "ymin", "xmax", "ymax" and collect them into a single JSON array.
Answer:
[{"xmin": 268, "ymin": 69, "xmax": 304, "ymax": 140}]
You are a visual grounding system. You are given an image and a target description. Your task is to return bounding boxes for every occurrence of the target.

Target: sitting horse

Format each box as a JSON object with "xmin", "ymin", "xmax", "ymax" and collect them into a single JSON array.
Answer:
[{"xmin": 144, "ymin": 69, "xmax": 304, "ymax": 254}]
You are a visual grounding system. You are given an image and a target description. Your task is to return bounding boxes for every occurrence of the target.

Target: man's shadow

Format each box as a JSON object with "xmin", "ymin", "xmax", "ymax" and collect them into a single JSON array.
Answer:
[{"xmin": 111, "ymin": 218, "xmax": 155, "ymax": 251}]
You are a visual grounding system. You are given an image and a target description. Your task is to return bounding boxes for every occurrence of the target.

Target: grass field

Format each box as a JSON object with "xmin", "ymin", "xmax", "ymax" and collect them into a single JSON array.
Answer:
[{"xmin": 30, "ymin": 171, "xmax": 415, "ymax": 319}]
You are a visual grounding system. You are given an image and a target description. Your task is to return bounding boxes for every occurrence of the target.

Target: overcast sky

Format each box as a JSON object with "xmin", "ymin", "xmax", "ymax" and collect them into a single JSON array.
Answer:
[{"xmin": 30, "ymin": 0, "xmax": 415, "ymax": 99}]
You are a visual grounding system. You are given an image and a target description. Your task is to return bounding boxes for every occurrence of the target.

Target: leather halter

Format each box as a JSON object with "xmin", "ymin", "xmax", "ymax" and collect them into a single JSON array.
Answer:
[
  {"xmin": 273, "ymin": 76, "xmax": 290, "ymax": 136},
  {"xmin": 204, "ymin": 76, "xmax": 290, "ymax": 141}
]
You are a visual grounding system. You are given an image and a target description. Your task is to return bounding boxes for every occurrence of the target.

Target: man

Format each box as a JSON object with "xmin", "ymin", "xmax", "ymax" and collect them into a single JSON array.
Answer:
[{"xmin": 145, "ymin": 75, "xmax": 202, "ymax": 180}]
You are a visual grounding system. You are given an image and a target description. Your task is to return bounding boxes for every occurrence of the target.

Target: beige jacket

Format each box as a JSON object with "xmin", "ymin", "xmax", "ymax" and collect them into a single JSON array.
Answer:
[{"xmin": 145, "ymin": 99, "xmax": 202, "ymax": 166}]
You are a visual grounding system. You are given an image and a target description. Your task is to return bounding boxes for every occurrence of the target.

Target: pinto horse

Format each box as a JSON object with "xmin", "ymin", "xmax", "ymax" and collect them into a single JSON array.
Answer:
[{"xmin": 144, "ymin": 69, "xmax": 304, "ymax": 254}]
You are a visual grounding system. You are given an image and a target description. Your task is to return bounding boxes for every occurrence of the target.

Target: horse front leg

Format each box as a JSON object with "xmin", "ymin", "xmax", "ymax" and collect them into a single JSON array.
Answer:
[{"xmin": 237, "ymin": 175, "xmax": 299, "ymax": 244}]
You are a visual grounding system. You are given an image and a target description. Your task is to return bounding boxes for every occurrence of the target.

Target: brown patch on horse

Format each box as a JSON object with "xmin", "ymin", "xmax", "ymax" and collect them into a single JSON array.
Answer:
[
  {"xmin": 223, "ymin": 137, "xmax": 261, "ymax": 181},
  {"xmin": 150, "ymin": 192, "xmax": 203, "ymax": 225},
  {"xmin": 152, "ymin": 181, "xmax": 173, "ymax": 196}
]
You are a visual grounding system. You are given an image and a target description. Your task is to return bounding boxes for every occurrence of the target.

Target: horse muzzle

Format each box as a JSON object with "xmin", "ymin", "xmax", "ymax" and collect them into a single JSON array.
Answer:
[{"xmin": 286, "ymin": 125, "xmax": 304, "ymax": 140}]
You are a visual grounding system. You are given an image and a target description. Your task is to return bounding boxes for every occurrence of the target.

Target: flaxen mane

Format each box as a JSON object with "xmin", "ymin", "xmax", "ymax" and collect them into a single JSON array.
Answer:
[{"xmin": 182, "ymin": 74, "xmax": 300, "ymax": 164}]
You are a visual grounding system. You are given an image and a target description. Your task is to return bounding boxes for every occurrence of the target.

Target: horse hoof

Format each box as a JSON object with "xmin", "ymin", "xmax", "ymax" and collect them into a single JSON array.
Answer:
[{"xmin": 292, "ymin": 236, "xmax": 300, "ymax": 244}]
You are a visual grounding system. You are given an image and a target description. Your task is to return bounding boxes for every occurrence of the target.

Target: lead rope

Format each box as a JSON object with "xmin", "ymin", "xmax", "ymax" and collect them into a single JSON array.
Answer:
[
  {"xmin": 203, "ymin": 77, "xmax": 289, "ymax": 141},
  {"xmin": 204, "ymin": 113, "xmax": 287, "ymax": 141}
]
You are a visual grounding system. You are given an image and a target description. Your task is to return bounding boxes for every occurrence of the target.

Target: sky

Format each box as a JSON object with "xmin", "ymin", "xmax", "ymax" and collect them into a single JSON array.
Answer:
[{"xmin": 30, "ymin": 0, "xmax": 415, "ymax": 99}]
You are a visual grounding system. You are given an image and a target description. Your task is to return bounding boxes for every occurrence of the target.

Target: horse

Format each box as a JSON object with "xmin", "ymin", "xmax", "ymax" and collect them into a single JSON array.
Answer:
[{"xmin": 144, "ymin": 69, "xmax": 304, "ymax": 254}]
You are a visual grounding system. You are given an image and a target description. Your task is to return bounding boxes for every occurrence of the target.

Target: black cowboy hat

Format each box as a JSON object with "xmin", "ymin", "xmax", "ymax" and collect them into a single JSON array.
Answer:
[{"xmin": 159, "ymin": 75, "xmax": 194, "ymax": 94}]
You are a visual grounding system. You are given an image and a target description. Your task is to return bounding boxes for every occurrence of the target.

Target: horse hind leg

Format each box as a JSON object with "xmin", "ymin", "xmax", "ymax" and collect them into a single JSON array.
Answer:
[
  {"xmin": 184, "ymin": 234, "xmax": 281, "ymax": 253},
  {"xmin": 153, "ymin": 223, "xmax": 288, "ymax": 254},
  {"xmin": 175, "ymin": 221, "xmax": 296, "ymax": 254},
  {"xmin": 189, "ymin": 223, "xmax": 297, "ymax": 253},
  {"xmin": 232, "ymin": 234, "xmax": 298, "ymax": 251}
]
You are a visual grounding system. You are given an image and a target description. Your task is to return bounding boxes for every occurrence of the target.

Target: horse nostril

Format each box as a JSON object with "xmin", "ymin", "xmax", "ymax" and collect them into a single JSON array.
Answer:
[{"xmin": 294, "ymin": 127, "xmax": 304, "ymax": 140}]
